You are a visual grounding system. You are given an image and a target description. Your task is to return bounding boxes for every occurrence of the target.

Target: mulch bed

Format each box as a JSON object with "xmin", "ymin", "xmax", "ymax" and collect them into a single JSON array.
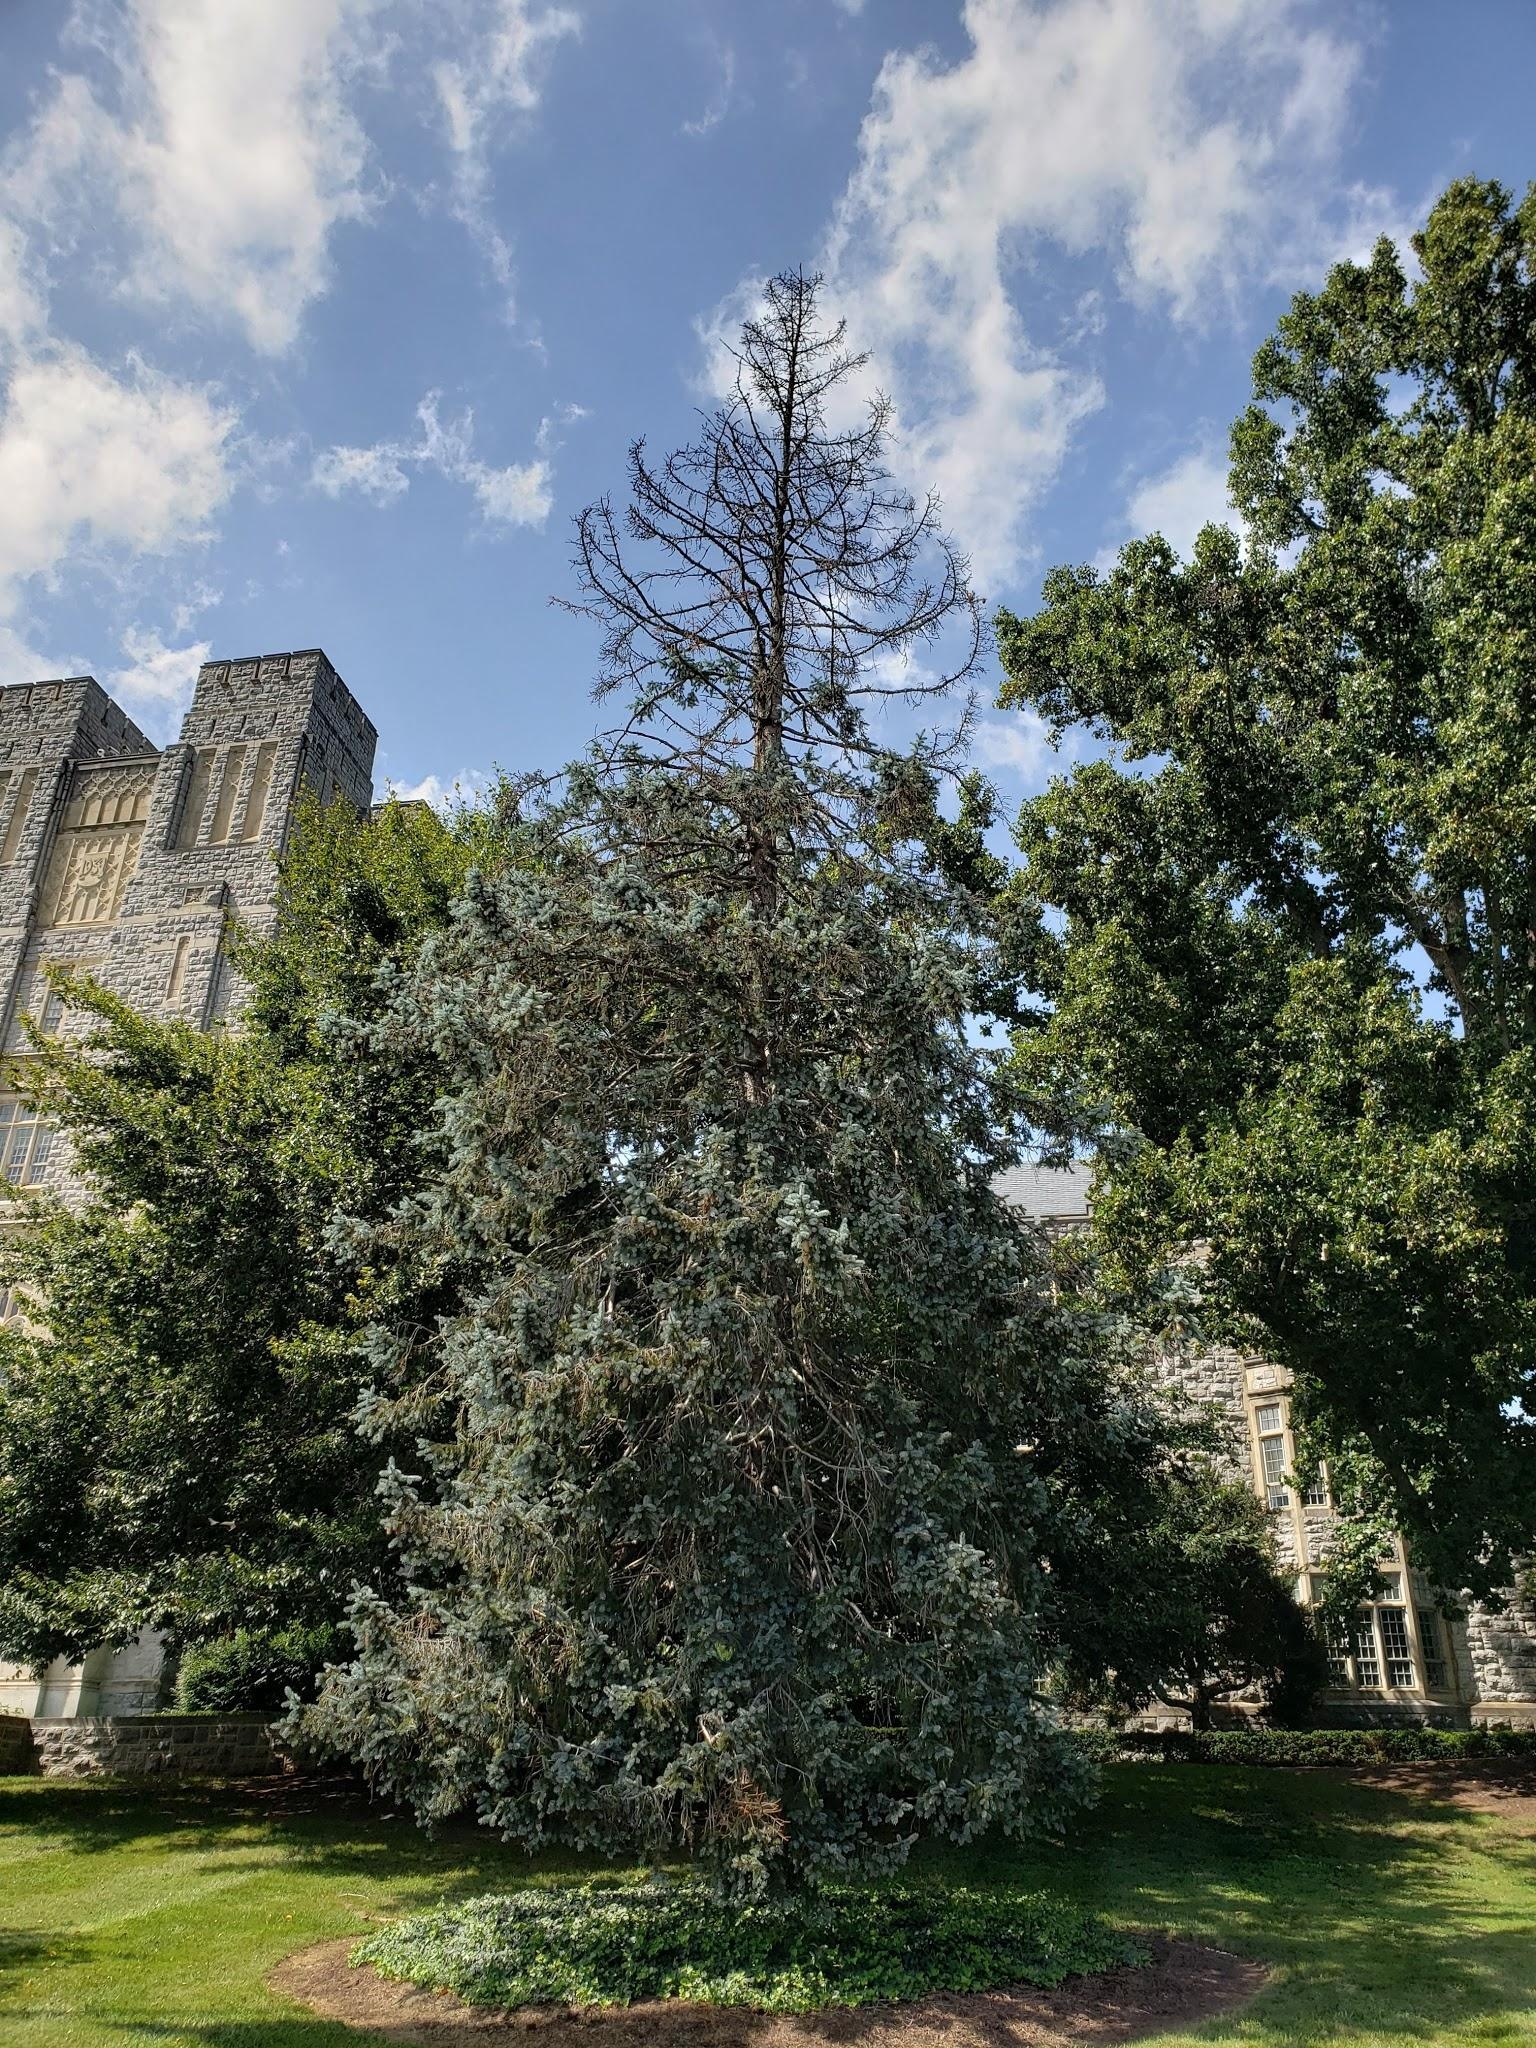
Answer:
[{"xmin": 269, "ymin": 1934, "xmax": 1267, "ymax": 2047}]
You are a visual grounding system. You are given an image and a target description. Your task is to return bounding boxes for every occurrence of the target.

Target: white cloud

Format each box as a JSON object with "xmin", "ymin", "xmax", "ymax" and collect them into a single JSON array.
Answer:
[
  {"xmin": 819, "ymin": 0, "xmax": 1384, "ymax": 588},
  {"xmin": 1118, "ymin": 441, "xmax": 1236, "ymax": 561},
  {"xmin": 682, "ymin": 39, "xmax": 737, "ymax": 138},
  {"xmin": 107, "ymin": 624, "xmax": 212, "ymax": 725},
  {"xmin": 312, "ymin": 441, "xmax": 412, "ymax": 504},
  {"xmin": 972, "ymin": 710, "xmax": 1062, "ymax": 787},
  {"xmin": 0, "ymin": 345, "xmax": 234, "ymax": 659},
  {"xmin": 170, "ymin": 577, "xmax": 222, "ymax": 634},
  {"xmin": 311, "ymin": 390, "xmax": 566, "ymax": 528},
  {"xmin": 113, "ymin": 0, "xmax": 380, "ymax": 354},
  {"xmin": 0, "ymin": 621, "xmax": 53, "ymax": 689},
  {"xmin": 433, "ymin": 0, "xmax": 581, "ymax": 306},
  {"xmin": 386, "ymin": 767, "xmax": 490, "ymax": 810},
  {"xmin": 2, "ymin": 1, "xmax": 582, "ymax": 355},
  {"xmin": 0, "ymin": 0, "xmax": 381, "ymax": 358},
  {"xmin": 0, "ymin": 1, "xmax": 579, "ymax": 680},
  {"xmin": 0, "ymin": 221, "xmax": 45, "ymax": 348}
]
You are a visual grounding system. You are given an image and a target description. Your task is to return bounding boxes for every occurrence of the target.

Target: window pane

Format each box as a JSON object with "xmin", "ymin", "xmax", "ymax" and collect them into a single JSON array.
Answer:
[
  {"xmin": 1324, "ymin": 1616, "xmax": 1351, "ymax": 1685},
  {"xmin": 0, "ymin": 1097, "xmax": 55, "ymax": 1186},
  {"xmin": 1260, "ymin": 1434, "xmax": 1287, "ymax": 1509},
  {"xmin": 1378, "ymin": 1607, "xmax": 1415, "ymax": 1688},
  {"xmin": 1353, "ymin": 1618, "xmax": 1382, "ymax": 1687},
  {"xmin": 1255, "ymin": 1403, "xmax": 1284, "ymax": 1434}
]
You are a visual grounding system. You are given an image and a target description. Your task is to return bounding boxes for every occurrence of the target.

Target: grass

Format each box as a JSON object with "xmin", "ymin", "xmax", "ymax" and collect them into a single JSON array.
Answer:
[{"xmin": 0, "ymin": 1765, "xmax": 1530, "ymax": 2046}]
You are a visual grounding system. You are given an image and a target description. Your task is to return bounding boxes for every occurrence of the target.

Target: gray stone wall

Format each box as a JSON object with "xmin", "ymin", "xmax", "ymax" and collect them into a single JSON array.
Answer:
[
  {"xmin": 0, "ymin": 648, "xmax": 377, "ymax": 1205},
  {"xmin": 27, "ymin": 1714, "xmax": 280, "ymax": 1778},
  {"xmin": 1465, "ymin": 1591, "xmax": 1536, "ymax": 1726}
]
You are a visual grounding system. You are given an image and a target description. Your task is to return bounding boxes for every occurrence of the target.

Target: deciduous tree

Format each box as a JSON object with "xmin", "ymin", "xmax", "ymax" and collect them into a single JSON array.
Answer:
[{"xmin": 995, "ymin": 179, "xmax": 1536, "ymax": 1597}]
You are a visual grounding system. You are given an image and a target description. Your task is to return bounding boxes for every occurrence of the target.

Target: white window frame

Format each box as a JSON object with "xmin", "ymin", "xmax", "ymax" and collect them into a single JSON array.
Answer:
[{"xmin": 0, "ymin": 1094, "xmax": 55, "ymax": 1186}]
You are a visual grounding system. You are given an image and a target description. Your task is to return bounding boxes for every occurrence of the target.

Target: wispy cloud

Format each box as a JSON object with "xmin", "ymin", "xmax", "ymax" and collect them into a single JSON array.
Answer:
[
  {"xmin": 0, "ymin": 346, "xmax": 234, "ymax": 685},
  {"xmin": 107, "ymin": 624, "xmax": 213, "ymax": 731},
  {"xmin": 972, "ymin": 709, "xmax": 1071, "ymax": 790},
  {"xmin": 813, "ymin": 0, "xmax": 1394, "ymax": 590},
  {"xmin": 312, "ymin": 393, "xmax": 586, "ymax": 528},
  {"xmin": 0, "ymin": 0, "xmax": 580, "ymax": 677},
  {"xmin": 433, "ymin": 0, "xmax": 581, "ymax": 309},
  {"xmin": 682, "ymin": 37, "xmax": 737, "ymax": 138},
  {"xmin": 1096, "ymin": 437, "xmax": 1239, "ymax": 568},
  {"xmin": 386, "ymin": 767, "xmax": 491, "ymax": 810}
]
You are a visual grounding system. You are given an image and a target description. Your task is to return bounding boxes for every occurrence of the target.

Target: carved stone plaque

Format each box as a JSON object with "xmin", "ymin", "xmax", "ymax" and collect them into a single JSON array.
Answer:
[{"xmin": 40, "ymin": 762, "xmax": 155, "ymax": 928}]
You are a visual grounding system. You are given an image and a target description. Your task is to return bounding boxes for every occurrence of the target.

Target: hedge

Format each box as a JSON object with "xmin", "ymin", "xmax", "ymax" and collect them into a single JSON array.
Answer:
[
  {"xmin": 1072, "ymin": 1726, "xmax": 1536, "ymax": 1767},
  {"xmin": 174, "ymin": 1626, "xmax": 344, "ymax": 1714}
]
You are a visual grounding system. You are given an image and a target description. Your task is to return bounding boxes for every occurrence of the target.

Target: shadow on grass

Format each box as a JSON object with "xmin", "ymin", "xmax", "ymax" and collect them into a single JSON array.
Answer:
[
  {"xmin": 945, "ymin": 1767, "xmax": 1536, "ymax": 2046},
  {"xmin": 2, "ymin": 1767, "xmax": 1533, "ymax": 2046}
]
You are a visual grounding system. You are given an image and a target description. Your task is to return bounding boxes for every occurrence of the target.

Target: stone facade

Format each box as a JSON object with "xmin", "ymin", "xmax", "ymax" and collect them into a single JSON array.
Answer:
[
  {"xmin": 996, "ymin": 1162, "xmax": 1536, "ymax": 1730},
  {"xmin": 27, "ymin": 1713, "xmax": 280, "ymax": 1779},
  {"xmin": 0, "ymin": 649, "xmax": 375, "ymax": 1718}
]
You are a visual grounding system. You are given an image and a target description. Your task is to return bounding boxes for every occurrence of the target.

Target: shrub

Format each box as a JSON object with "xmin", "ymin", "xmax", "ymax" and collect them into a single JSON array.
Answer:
[
  {"xmin": 174, "ymin": 1626, "xmax": 343, "ymax": 1714},
  {"xmin": 354, "ymin": 1878, "xmax": 1143, "ymax": 2014},
  {"xmin": 1075, "ymin": 1726, "xmax": 1536, "ymax": 1767}
]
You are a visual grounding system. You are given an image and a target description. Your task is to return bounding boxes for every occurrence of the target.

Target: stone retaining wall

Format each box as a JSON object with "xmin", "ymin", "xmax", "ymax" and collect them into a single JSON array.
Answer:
[{"xmin": 27, "ymin": 1714, "xmax": 281, "ymax": 1778}]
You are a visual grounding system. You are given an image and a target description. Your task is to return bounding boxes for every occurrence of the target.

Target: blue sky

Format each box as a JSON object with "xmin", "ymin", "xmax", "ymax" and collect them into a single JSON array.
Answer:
[{"xmin": 1, "ymin": 0, "xmax": 1533, "ymax": 803}]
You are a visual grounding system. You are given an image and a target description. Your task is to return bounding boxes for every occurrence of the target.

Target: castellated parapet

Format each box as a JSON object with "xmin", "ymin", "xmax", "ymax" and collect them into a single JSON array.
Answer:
[{"xmin": 0, "ymin": 650, "xmax": 375, "ymax": 1207}]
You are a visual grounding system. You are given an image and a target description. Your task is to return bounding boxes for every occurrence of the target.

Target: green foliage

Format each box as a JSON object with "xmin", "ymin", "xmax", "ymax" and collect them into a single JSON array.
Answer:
[
  {"xmin": 354, "ymin": 1877, "xmax": 1140, "ymax": 2013},
  {"xmin": 1071, "ymin": 1469, "xmax": 1325, "ymax": 1731},
  {"xmin": 173, "ymin": 1626, "xmax": 345, "ymax": 1714},
  {"xmin": 1075, "ymin": 1725, "xmax": 1536, "ymax": 1767},
  {"xmin": 993, "ymin": 178, "xmax": 1536, "ymax": 1595},
  {"xmin": 0, "ymin": 792, "xmax": 505, "ymax": 1668}
]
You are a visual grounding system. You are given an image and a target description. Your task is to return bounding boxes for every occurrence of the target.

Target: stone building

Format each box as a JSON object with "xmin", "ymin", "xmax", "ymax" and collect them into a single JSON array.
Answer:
[
  {"xmin": 996, "ymin": 1162, "xmax": 1536, "ymax": 1728},
  {"xmin": 0, "ymin": 648, "xmax": 375, "ymax": 1715}
]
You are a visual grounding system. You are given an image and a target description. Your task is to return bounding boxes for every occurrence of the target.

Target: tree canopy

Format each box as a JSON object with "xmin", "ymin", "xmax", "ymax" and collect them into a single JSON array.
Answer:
[
  {"xmin": 995, "ymin": 178, "xmax": 1536, "ymax": 1598},
  {"xmin": 0, "ymin": 792, "xmax": 497, "ymax": 1670}
]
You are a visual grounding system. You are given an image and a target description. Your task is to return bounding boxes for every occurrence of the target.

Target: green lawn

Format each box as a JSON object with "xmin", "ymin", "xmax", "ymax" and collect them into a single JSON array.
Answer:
[{"xmin": 0, "ymin": 1766, "xmax": 1532, "ymax": 2047}]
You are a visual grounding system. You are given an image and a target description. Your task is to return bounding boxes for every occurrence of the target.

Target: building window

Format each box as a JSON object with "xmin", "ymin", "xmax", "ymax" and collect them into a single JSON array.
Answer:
[
  {"xmin": 1377, "ymin": 1606, "xmax": 1417, "ymax": 1688},
  {"xmin": 1254, "ymin": 1401, "xmax": 1288, "ymax": 1510},
  {"xmin": 1249, "ymin": 1391, "xmax": 1331, "ymax": 1512},
  {"xmin": 0, "ymin": 1096, "xmax": 54, "ymax": 1185},
  {"xmin": 1324, "ymin": 1615, "xmax": 1352, "ymax": 1687},
  {"xmin": 1417, "ymin": 1608, "xmax": 1449, "ymax": 1691},
  {"xmin": 1352, "ymin": 1617, "xmax": 1383, "ymax": 1688}
]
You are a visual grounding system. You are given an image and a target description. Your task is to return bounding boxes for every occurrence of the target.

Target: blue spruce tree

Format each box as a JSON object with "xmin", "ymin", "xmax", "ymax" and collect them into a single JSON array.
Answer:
[{"xmin": 306, "ymin": 275, "xmax": 1176, "ymax": 1891}]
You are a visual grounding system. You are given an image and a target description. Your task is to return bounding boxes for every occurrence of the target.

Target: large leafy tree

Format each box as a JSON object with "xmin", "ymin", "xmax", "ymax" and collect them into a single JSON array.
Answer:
[
  {"xmin": 995, "ymin": 178, "xmax": 1536, "ymax": 1598},
  {"xmin": 304, "ymin": 275, "xmax": 1190, "ymax": 1893},
  {"xmin": 0, "ymin": 793, "xmax": 495, "ymax": 1670}
]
